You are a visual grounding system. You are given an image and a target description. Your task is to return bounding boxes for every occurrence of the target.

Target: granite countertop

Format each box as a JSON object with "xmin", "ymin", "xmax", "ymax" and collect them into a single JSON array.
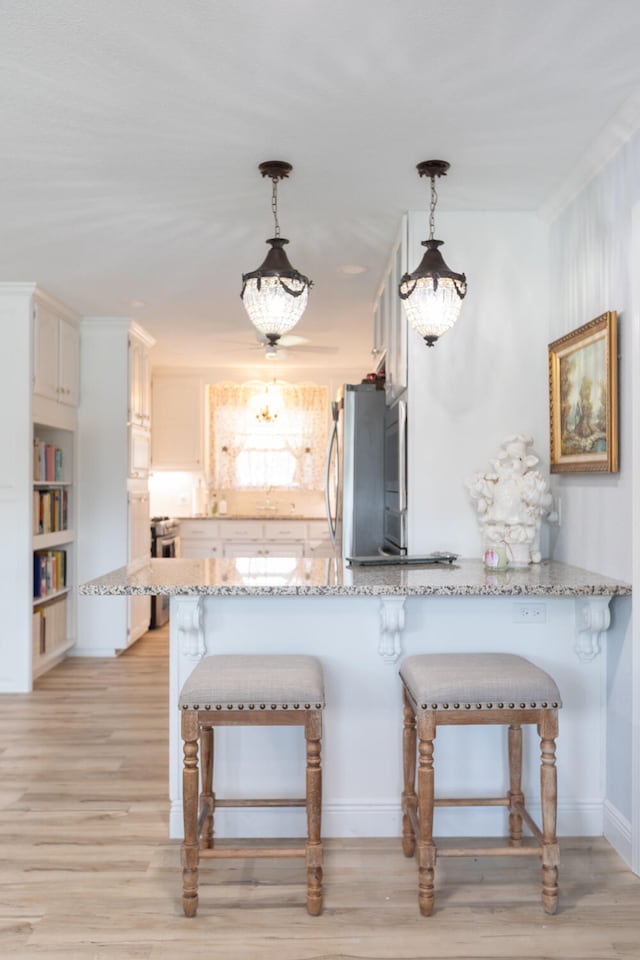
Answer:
[{"xmin": 80, "ymin": 557, "xmax": 632, "ymax": 598}]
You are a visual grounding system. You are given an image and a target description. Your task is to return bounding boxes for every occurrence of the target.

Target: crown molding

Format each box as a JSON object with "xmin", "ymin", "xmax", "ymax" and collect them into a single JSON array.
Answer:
[{"xmin": 540, "ymin": 87, "xmax": 640, "ymax": 224}]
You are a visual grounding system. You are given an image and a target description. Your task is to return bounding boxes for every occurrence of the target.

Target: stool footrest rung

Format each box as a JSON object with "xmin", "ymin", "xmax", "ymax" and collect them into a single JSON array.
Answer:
[
  {"xmin": 434, "ymin": 797, "xmax": 509, "ymax": 807},
  {"xmin": 516, "ymin": 803, "xmax": 544, "ymax": 844},
  {"xmin": 438, "ymin": 845, "xmax": 541, "ymax": 858},
  {"xmin": 199, "ymin": 847, "xmax": 306, "ymax": 860},
  {"xmin": 214, "ymin": 798, "xmax": 307, "ymax": 808}
]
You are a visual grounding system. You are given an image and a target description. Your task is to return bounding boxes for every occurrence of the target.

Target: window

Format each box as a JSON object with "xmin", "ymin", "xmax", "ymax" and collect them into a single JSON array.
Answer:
[{"xmin": 208, "ymin": 381, "xmax": 328, "ymax": 490}]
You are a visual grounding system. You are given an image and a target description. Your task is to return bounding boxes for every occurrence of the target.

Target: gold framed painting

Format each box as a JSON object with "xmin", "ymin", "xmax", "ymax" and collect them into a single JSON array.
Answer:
[{"xmin": 548, "ymin": 311, "xmax": 618, "ymax": 473}]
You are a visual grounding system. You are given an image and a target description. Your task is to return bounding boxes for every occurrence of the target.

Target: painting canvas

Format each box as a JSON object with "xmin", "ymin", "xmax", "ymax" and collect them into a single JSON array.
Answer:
[{"xmin": 548, "ymin": 312, "xmax": 618, "ymax": 473}]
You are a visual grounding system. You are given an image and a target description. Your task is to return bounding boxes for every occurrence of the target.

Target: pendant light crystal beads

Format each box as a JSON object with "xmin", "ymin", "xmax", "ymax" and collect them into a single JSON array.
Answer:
[
  {"xmin": 240, "ymin": 161, "xmax": 312, "ymax": 344},
  {"xmin": 399, "ymin": 160, "xmax": 467, "ymax": 347},
  {"xmin": 399, "ymin": 239, "xmax": 467, "ymax": 347},
  {"xmin": 241, "ymin": 239, "xmax": 310, "ymax": 341}
]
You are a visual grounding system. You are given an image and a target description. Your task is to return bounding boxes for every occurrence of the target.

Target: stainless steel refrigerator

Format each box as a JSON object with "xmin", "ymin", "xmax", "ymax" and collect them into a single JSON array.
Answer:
[{"xmin": 325, "ymin": 383, "xmax": 406, "ymax": 558}]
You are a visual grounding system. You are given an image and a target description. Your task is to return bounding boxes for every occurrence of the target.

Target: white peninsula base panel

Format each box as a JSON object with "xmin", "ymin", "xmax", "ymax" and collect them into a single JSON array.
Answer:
[{"xmin": 169, "ymin": 593, "xmax": 609, "ymax": 841}]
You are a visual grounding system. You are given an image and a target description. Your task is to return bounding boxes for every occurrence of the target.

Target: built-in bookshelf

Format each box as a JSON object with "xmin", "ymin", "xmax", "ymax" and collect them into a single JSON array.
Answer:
[{"xmin": 32, "ymin": 422, "xmax": 76, "ymax": 678}]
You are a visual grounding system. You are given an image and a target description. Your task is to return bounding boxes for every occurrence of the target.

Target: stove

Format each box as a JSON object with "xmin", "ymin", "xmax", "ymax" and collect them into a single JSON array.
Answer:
[
  {"xmin": 150, "ymin": 517, "xmax": 180, "ymax": 628},
  {"xmin": 151, "ymin": 516, "xmax": 181, "ymax": 537}
]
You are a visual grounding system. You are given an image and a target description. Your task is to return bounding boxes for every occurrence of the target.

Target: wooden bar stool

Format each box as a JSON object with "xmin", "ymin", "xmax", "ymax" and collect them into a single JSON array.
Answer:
[
  {"xmin": 179, "ymin": 654, "xmax": 324, "ymax": 917},
  {"xmin": 399, "ymin": 652, "xmax": 562, "ymax": 916}
]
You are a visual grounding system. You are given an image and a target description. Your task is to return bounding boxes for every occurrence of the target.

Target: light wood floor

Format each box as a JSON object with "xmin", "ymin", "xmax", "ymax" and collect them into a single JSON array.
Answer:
[{"xmin": 1, "ymin": 628, "xmax": 639, "ymax": 959}]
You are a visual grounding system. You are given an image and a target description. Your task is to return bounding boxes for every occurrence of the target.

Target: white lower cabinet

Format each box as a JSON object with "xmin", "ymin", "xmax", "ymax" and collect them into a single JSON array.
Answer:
[
  {"xmin": 223, "ymin": 542, "xmax": 304, "ymax": 558},
  {"xmin": 179, "ymin": 519, "xmax": 330, "ymax": 559},
  {"xmin": 77, "ymin": 319, "xmax": 154, "ymax": 655},
  {"xmin": 182, "ymin": 541, "xmax": 222, "ymax": 559}
]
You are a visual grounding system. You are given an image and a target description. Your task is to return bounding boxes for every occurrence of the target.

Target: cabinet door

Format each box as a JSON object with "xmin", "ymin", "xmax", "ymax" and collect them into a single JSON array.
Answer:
[
  {"xmin": 181, "ymin": 539, "xmax": 221, "ymax": 559},
  {"xmin": 388, "ymin": 216, "xmax": 408, "ymax": 398},
  {"xmin": 58, "ymin": 318, "xmax": 79, "ymax": 406},
  {"xmin": 128, "ymin": 336, "xmax": 143, "ymax": 424},
  {"xmin": 129, "ymin": 425, "xmax": 150, "ymax": 478},
  {"xmin": 179, "ymin": 521, "xmax": 219, "ymax": 539},
  {"xmin": 259, "ymin": 543, "xmax": 304, "ymax": 558},
  {"xmin": 262, "ymin": 521, "xmax": 306, "ymax": 541},
  {"xmin": 129, "ymin": 594, "xmax": 150, "ymax": 644},
  {"xmin": 140, "ymin": 346, "xmax": 152, "ymax": 426},
  {"xmin": 223, "ymin": 541, "xmax": 303, "ymax": 558},
  {"xmin": 33, "ymin": 304, "xmax": 59, "ymax": 401},
  {"xmin": 151, "ymin": 377, "xmax": 204, "ymax": 470},
  {"xmin": 128, "ymin": 491, "xmax": 150, "ymax": 562}
]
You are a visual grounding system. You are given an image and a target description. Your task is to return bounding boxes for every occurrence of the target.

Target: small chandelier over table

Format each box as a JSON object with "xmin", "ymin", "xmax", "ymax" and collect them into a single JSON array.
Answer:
[
  {"xmin": 399, "ymin": 159, "xmax": 467, "ymax": 347},
  {"xmin": 240, "ymin": 160, "xmax": 312, "ymax": 346}
]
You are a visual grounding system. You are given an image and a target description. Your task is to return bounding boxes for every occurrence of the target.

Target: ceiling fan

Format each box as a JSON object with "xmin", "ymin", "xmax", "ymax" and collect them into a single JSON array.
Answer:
[
  {"xmin": 221, "ymin": 332, "xmax": 339, "ymax": 359},
  {"xmin": 259, "ymin": 333, "xmax": 339, "ymax": 359}
]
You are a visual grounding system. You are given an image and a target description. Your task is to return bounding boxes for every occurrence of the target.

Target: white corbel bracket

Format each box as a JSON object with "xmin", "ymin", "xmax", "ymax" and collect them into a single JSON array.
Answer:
[
  {"xmin": 575, "ymin": 597, "xmax": 611, "ymax": 662},
  {"xmin": 378, "ymin": 597, "xmax": 406, "ymax": 664},
  {"xmin": 176, "ymin": 596, "xmax": 205, "ymax": 661}
]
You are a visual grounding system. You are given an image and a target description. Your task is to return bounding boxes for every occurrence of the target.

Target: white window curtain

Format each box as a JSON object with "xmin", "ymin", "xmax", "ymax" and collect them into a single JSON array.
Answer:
[{"xmin": 208, "ymin": 381, "xmax": 328, "ymax": 490}]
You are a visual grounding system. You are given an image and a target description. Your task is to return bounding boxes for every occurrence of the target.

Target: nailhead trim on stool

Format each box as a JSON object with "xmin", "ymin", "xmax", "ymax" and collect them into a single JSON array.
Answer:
[
  {"xmin": 399, "ymin": 653, "xmax": 562, "ymax": 711},
  {"xmin": 399, "ymin": 652, "xmax": 561, "ymax": 918},
  {"xmin": 179, "ymin": 654, "xmax": 325, "ymax": 711},
  {"xmin": 179, "ymin": 654, "xmax": 325, "ymax": 919}
]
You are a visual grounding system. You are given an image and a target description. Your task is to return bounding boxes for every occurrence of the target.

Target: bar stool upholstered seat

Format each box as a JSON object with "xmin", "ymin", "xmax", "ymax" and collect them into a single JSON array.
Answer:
[
  {"xmin": 399, "ymin": 653, "xmax": 562, "ymax": 916},
  {"xmin": 179, "ymin": 654, "xmax": 324, "ymax": 917}
]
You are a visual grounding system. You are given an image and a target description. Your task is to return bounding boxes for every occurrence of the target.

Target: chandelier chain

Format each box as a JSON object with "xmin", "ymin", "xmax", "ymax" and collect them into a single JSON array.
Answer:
[
  {"xmin": 429, "ymin": 175, "xmax": 438, "ymax": 241},
  {"xmin": 271, "ymin": 177, "xmax": 280, "ymax": 238}
]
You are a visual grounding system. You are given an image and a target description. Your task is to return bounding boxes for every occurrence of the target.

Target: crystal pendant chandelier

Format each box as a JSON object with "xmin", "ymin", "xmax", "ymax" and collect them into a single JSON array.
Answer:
[
  {"xmin": 399, "ymin": 160, "xmax": 467, "ymax": 347},
  {"xmin": 240, "ymin": 161, "xmax": 312, "ymax": 345}
]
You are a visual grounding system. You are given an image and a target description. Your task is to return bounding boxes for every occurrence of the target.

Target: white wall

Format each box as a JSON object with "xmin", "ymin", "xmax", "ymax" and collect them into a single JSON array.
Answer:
[
  {"xmin": 0, "ymin": 287, "xmax": 35, "ymax": 692},
  {"xmin": 407, "ymin": 211, "xmax": 550, "ymax": 557},
  {"xmin": 547, "ymin": 130, "xmax": 640, "ymax": 855}
]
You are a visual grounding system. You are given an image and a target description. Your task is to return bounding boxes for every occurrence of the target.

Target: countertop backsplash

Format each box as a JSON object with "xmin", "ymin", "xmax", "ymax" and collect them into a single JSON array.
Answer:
[{"xmin": 148, "ymin": 470, "xmax": 325, "ymax": 519}]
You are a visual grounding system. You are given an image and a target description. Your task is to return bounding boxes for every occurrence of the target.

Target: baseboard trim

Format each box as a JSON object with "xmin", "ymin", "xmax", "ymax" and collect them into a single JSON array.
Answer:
[
  {"xmin": 169, "ymin": 798, "xmax": 604, "ymax": 841},
  {"xmin": 603, "ymin": 800, "xmax": 632, "ymax": 867},
  {"xmin": 68, "ymin": 646, "xmax": 117, "ymax": 658}
]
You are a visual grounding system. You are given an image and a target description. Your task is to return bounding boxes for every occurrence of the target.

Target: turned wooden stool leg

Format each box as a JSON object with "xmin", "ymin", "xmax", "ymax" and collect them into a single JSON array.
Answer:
[
  {"xmin": 539, "ymin": 710, "xmax": 560, "ymax": 914},
  {"xmin": 181, "ymin": 710, "xmax": 200, "ymax": 917},
  {"xmin": 305, "ymin": 711, "xmax": 323, "ymax": 916},
  {"xmin": 402, "ymin": 689, "xmax": 417, "ymax": 857},
  {"xmin": 200, "ymin": 724, "xmax": 214, "ymax": 849},
  {"xmin": 508, "ymin": 722, "xmax": 524, "ymax": 846},
  {"xmin": 416, "ymin": 712, "xmax": 437, "ymax": 916}
]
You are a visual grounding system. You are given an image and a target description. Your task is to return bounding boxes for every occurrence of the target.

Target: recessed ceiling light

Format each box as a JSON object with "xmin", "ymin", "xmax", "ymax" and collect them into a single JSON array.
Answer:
[
  {"xmin": 131, "ymin": 299, "xmax": 146, "ymax": 308},
  {"xmin": 337, "ymin": 264, "xmax": 367, "ymax": 275}
]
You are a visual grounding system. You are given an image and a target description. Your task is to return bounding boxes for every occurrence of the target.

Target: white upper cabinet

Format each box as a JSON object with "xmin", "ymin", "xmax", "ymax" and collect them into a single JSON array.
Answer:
[
  {"xmin": 126, "ymin": 324, "xmax": 154, "ymax": 477},
  {"xmin": 128, "ymin": 330, "xmax": 152, "ymax": 427},
  {"xmin": 151, "ymin": 375, "xmax": 205, "ymax": 471},
  {"xmin": 372, "ymin": 215, "xmax": 408, "ymax": 400},
  {"xmin": 33, "ymin": 300, "xmax": 79, "ymax": 406}
]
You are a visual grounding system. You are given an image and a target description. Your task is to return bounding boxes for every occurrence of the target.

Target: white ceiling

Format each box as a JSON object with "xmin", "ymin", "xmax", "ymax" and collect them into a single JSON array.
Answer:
[{"xmin": 3, "ymin": 0, "xmax": 640, "ymax": 371}]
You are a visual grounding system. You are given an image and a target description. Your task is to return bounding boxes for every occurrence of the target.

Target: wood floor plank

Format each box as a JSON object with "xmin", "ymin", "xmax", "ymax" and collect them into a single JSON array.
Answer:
[{"xmin": 0, "ymin": 625, "xmax": 639, "ymax": 959}]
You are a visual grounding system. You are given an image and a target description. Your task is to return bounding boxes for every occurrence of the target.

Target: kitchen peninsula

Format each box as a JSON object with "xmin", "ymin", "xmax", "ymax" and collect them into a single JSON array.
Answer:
[{"xmin": 81, "ymin": 557, "xmax": 630, "ymax": 842}]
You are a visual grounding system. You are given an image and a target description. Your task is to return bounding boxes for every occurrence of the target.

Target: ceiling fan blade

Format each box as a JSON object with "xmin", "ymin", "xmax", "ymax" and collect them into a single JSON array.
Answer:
[
  {"xmin": 287, "ymin": 344, "xmax": 339, "ymax": 354},
  {"xmin": 278, "ymin": 334, "xmax": 310, "ymax": 347}
]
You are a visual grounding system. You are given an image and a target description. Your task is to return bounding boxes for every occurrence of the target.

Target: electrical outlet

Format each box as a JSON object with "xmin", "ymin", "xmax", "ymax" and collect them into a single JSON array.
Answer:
[{"xmin": 513, "ymin": 603, "xmax": 547, "ymax": 623}]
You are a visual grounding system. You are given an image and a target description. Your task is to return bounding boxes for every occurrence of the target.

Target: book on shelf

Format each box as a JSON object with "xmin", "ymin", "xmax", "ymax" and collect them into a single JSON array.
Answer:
[
  {"xmin": 33, "ymin": 438, "xmax": 63, "ymax": 482},
  {"xmin": 33, "ymin": 487, "xmax": 69, "ymax": 535},
  {"xmin": 33, "ymin": 549, "xmax": 67, "ymax": 599}
]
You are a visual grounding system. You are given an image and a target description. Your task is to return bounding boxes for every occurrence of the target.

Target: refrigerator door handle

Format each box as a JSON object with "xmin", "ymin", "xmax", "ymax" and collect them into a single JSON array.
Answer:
[
  {"xmin": 324, "ymin": 419, "xmax": 339, "ymax": 546},
  {"xmin": 398, "ymin": 399, "xmax": 407, "ymax": 513}
]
